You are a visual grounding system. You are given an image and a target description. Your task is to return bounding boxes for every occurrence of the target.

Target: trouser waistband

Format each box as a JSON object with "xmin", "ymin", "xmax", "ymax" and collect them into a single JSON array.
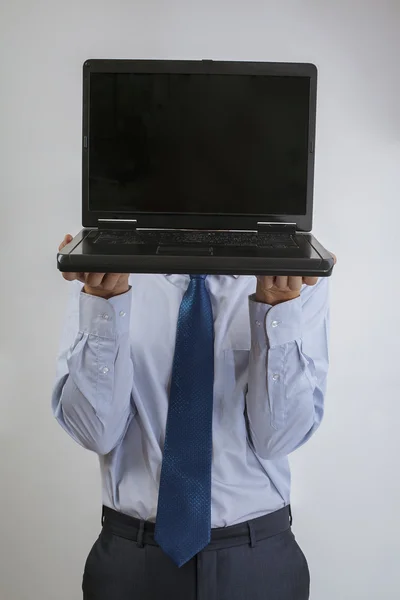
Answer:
[{"xmin": 101, "ymin": 504, "xmax": 292, "ymax": 552}]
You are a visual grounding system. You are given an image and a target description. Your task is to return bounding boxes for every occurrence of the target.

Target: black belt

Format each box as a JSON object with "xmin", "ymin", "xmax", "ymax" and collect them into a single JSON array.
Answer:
[{"xmin": 101, "ymin": 504, "xmax": 292, "ymax": 552}]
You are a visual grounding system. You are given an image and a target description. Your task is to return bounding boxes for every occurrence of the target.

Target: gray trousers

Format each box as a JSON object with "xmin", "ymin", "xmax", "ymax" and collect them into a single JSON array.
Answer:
[{"xmin": 82, "ymin": 505, "xmax": 310, "ymax": 600}]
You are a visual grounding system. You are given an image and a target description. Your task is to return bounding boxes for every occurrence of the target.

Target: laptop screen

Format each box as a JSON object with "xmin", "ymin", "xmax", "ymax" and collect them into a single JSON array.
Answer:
[{"xmin": 88, "ymin": 72, "xmax": 310, "ymax": 216}]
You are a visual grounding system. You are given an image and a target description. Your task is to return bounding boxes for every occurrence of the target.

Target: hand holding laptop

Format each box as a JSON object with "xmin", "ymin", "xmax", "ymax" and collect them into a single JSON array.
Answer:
[
  {"xmin": 58, "ymin": 235, "xmax": 130, "ymax": 298},
  {"xmin": 255, "ymin": 252, "xmax": 336, "ymax": 305}
]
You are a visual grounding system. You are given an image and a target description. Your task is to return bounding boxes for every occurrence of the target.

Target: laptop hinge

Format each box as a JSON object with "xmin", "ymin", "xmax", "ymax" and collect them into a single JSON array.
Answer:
[
  {"xmin": 257, "ymin": 221, "xmax": 297, "ymax": 235},
  {"xmin": 98, "ymin": 218, "xmax": 137, "ymax": 231}
]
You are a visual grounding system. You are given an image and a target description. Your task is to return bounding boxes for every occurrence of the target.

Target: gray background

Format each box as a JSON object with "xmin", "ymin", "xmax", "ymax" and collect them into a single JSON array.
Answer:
[{"xmin": 0, "ymin": 1, "xmax": 399, "ymax": 599}]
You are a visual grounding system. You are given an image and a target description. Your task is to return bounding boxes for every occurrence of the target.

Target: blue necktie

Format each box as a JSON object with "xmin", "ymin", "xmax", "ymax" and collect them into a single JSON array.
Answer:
[{"xmin": 154, "ymin": 275, "xmax": 214, "ymax": 567}]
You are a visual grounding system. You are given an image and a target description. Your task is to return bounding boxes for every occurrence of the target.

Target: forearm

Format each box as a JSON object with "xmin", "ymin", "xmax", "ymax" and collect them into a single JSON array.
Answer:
[
  {"xmin": 52, "ymin": 287, "xmax": 135, "ymax": 455},
  {"xmin": 245, "ymin": 279, "xmax": 330, "ymax": 459}
]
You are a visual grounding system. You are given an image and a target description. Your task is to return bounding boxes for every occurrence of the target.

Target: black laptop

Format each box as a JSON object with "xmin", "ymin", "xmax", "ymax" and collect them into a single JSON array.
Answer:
[{"xmin": 57, "ymin": 59, "xmax": 334, "ymax": 277}]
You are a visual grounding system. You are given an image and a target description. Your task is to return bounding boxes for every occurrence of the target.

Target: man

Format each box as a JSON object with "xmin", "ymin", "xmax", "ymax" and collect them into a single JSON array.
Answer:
[{"xmin": 53, "ymin": 233, "xmax": 335, "ymax": 600}]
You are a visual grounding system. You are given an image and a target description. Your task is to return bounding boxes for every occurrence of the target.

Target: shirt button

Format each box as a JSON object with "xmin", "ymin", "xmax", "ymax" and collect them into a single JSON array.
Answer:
[
  {"xmin": 272, "ymin": 373, "xmax": 280, "ymax": 381},
  {"xmin": 119, "ymin": 311, "xmax": 126, "ymax": 317},
  {"xmin": 100, "ymin": 366, "xmax": 109, "ymax": 374},
  {"xmin": 255, "ymin": 320, "xmax": 261, "ymax": 327},
  {"xmin": 101, "ymin": 313, "xmax": 110, "ymax": 320},
  {"xmin": 271, "ymin": 320, "xmax": 280, "ymax": 328}
]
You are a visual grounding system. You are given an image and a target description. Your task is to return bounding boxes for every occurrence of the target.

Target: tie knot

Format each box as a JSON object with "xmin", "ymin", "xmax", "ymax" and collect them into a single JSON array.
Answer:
[{"xmin": 190, "ymin": 274, "xmax": 207, "ymax": 280}]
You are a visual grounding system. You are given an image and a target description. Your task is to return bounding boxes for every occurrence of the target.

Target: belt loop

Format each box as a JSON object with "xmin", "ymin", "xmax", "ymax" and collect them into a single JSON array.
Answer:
[
  {"xmin": 289, "ymin": 504, "xmax": 293, "ymax": 527},
  {"xmin": 101, "ymin": 506, "xmax": 105, "ymax": 526},
  {"xmin": 247, "ymin": 521, "xmax": 256, "ymax": 548},
  {"xmin": 136, "ymin": 520, "xmax": 145, "ymax": 548}
]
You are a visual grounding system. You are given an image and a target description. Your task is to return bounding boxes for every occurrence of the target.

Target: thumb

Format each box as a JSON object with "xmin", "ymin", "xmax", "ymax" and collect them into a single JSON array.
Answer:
[{"xmin": 59, "ymin": 234, "xmax": 73, "ymax": 251}]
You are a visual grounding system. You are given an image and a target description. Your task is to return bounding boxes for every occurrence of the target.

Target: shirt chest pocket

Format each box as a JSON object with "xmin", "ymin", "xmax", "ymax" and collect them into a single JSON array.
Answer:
[{"xmin": 222, "ymin": 349, "xmax": 250, "ymax": 424}]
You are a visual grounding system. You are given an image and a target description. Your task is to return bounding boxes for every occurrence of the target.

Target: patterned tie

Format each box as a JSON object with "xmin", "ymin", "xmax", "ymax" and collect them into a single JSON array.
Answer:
[{"xmin": 154, "ymin": 275, "xmax": 214, "ymax": 567}]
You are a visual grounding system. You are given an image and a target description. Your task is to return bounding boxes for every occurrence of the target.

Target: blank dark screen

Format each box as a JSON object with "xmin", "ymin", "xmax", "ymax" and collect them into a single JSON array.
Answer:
[{"xmin": 88, "ymin": 72, "xmax": 310, "ymax": 215}]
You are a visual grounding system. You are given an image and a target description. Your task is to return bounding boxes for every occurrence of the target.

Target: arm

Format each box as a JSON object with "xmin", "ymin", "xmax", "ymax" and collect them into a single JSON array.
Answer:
[
  {"xmin": 245, "ymin": 277, "xmax": 330, "ymax": 460},
  {"xmin": 51, "ymin": 280, "xmax": 135, "ymax": 455}
]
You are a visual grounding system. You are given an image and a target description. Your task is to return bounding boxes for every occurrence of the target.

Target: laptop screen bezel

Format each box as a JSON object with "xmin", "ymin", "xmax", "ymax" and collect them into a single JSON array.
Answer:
[{"xmin": 82, "ymin": 59, "xmax": 317, "ymax": 232}]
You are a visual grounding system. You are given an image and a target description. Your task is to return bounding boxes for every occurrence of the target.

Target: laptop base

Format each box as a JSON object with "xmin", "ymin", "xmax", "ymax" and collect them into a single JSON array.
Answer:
[{"xmin": 57, "ymin": 229, "xmax": 334, "ymax": 277}]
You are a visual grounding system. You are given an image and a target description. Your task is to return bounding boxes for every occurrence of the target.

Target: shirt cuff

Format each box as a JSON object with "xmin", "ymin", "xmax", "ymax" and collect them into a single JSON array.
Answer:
[
  {"xmin": 249, "ymin": 293, "xmax": 303, "ymax": 348},
  {"xmin": 79, "ymin": 288, "xmax": 132, "ymax": 338}
]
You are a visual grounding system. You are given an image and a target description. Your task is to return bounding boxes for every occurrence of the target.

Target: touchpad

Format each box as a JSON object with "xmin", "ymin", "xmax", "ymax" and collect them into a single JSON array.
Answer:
[{"xmin": 157, "ymin": 245, "xmax": 214, "ymax": 256}]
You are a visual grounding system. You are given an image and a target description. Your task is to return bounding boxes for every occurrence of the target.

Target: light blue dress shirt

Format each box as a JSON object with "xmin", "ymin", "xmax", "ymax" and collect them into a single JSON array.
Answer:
[{"xmin": 52, "ymin": 274, "xmax": 330, "ymax": 528}]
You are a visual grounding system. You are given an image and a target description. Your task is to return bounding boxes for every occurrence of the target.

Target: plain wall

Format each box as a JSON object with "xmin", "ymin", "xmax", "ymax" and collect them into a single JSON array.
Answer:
[{"xmin": 0, "ymin": 1, "xmax": 399, "ymax": 598}]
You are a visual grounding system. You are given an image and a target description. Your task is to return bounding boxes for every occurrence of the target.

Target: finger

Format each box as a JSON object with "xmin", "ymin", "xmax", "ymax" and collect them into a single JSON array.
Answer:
[
  {"xmin": 101, "ymin": 273, "xmax": 122, "ymax": 291},
  {"xmin": 264, "ymin": 276, "xmax": 274, "ymax": 290},
  {"xmin": 257, "ymin": 275, "xmax": 274, "ymax": 290},
  {"xmin": 330, "ymin": 252, "xmax": 337, "ymax": 265},
  {"xmin": 58, "ymin": 234, "xmax": 73, "ymax": 251},
  {"xmin": 275, "ymin": 276, "xmax": 288, "ymax": 290},
  {"xmin": 287, "ymin": 276, "xmax": 303, "ymax": 291},
  {"xmin": 84, "ymin": 273, "xmax": 106, "ymax": 287},
  {"xmin": 62, "ymin": 272, "xmax": 79, "ymax": 281},
  {"xmin": 303, "ymin": 276, "xmax": 319, "ymax": 286}
]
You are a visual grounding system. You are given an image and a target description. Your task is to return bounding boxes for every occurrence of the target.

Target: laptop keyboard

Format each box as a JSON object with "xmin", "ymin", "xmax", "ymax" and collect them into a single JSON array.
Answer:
[{"xmin": 93, "ymin": 230, "xmax": 298, "ymax": 249}]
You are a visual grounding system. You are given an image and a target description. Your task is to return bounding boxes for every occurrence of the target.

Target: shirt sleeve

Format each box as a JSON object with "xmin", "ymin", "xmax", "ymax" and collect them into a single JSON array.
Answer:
[
  {"xmin": 51, "ymin": 281, "xmax": 135, "ymax": 455},
  {"xmin": 245, "ymin": 277, "xmax": 330, "ymax": 460}
]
